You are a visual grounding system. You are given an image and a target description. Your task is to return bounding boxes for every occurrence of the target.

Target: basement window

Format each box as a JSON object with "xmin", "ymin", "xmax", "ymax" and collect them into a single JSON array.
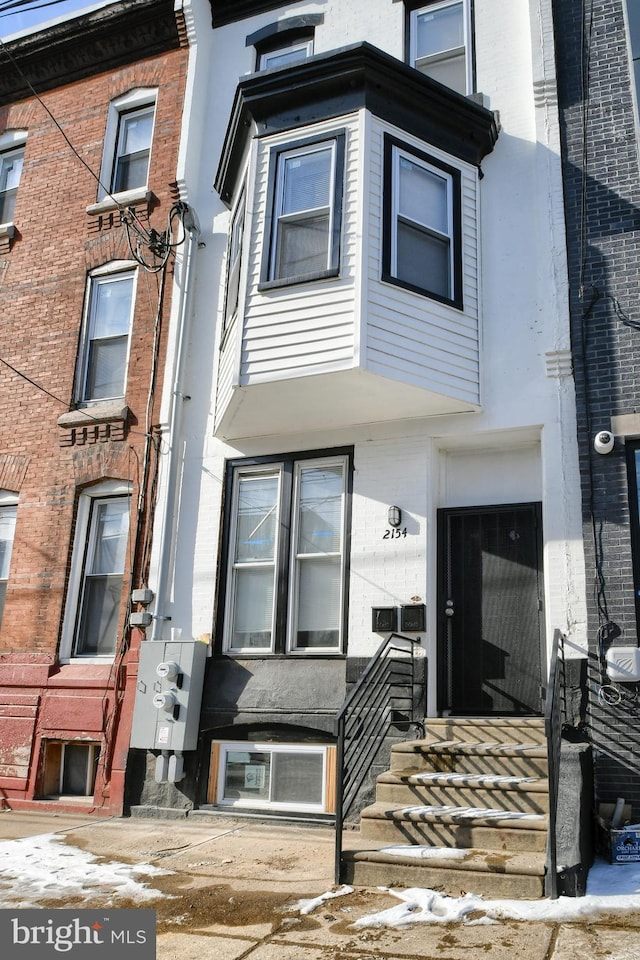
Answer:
[
  {"xmin": 41, "ymin": 741, "xmax": 100, "ymax": 799},
  {"xmin": 211, "ymin": 742, "xmax": 334, "ymax": 814}
]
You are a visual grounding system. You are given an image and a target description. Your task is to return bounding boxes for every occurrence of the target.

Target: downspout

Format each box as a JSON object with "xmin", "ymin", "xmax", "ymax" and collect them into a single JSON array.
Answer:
[{"xmin": 150, "ymin": 206, "xmax": 200, "ymax": 642}]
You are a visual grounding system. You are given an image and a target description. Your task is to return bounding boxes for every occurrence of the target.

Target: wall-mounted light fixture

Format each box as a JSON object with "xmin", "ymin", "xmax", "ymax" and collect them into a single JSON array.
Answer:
[{"xmin": 388, "ymin": 505, "xmax": 402, "ymax": 527}]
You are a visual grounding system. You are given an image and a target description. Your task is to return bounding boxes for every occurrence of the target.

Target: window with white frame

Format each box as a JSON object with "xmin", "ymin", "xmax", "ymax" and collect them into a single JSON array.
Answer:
[
  {"xmin": 409, "ymin": 0, "xmax": 473, "ymax": 96},
  {"xmin": 215, "ymin": 742, "xmax": 330, "ymax": 813},
  {"xmin": 77, "ymin": 265, "xmax": 136, "ymax": 403},
  {"xmin": 262, "ymin": 132, "xmax": 345, "ymax": 286},
  {"xmin": 259, "ymin": 37, "xmax": 313, "ymax": 70},
  {"xmin": 97, "ymin": 90, "xmax": 156, "ymax": 201},
  {"xmin": 223, "ymin": 188, "xmax": 246, "ymax": 331},
  {"xmin": 0, "ymin": 144, "xmax": 24, "ymax": 224},
  {"xmin": 383, "ymin": 136, "xmax": 461, "ymax": 307},
  {"xmin": 222, "ymin": 451, "xmax": 350, "ymax": 655},
  {"xmin": 0, "ymin": 493, "xmax": 17, "ymax": 629},
  {"xmin": 60, "ymin": 482, "xmax": 131, "ymax": 661}
]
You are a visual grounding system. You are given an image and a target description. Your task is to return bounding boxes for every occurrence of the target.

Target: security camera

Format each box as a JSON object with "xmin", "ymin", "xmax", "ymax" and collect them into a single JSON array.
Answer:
[{"xmin": 594, "ymin": 430, "xmax": 615, "ymax": 455}]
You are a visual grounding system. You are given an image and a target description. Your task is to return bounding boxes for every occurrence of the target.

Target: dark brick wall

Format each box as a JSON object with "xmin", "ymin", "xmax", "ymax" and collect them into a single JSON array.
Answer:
[{"xmin": 554, "ymin": 0, "xmax": 640, "ymax": 817}]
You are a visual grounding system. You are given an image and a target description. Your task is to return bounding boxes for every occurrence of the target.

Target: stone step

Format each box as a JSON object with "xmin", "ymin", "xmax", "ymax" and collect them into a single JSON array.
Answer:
[
  {"xmin": 375, "ymin": 770, "xmax": 549, "ymax": 813},
  {"xmin": 341, "ymin": 841, "xmax": 546, "ymax": 898},
  {"xmin": 422, "ymin": 716, "xmax": 547, "ymax": 746},
  {"xmin": 359, "ymin": 800, "xmax": 548, "ymax": 851},
  {"xmin": 391, "ymin": 739, "xmax": 549, "ymax": 778}
]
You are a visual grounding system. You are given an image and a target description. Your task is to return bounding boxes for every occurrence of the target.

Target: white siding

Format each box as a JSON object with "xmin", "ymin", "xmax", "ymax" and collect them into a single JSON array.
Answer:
[{"xmin": 365, "ymin": 117, "xmax": 481, "ymax": 406}]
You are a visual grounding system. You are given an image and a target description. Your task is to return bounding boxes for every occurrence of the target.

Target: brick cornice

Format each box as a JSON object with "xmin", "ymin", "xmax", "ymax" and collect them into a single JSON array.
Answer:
[{"xmin": 0, "ymin": 0, "xmax": 182, "ymax": 108}]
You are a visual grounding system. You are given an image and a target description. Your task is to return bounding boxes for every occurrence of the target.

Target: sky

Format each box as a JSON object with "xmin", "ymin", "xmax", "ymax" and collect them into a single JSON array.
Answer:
[
  {"xmin": 3, "ymin": 831, "xmax": 640, "ymax": 926},
  {"xmin": 0, "ymin": 0, "xmax": 103, "ymax": 38}
]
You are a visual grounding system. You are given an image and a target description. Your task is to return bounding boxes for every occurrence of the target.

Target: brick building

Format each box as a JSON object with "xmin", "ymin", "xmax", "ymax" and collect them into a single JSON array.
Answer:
[
  {"xmin": 554, "ymin": 0, "xmax": 640, "ymax": 818},
  {"xmin": 0, "ymin": 0, "xmax": 189, "ymax": 814}
]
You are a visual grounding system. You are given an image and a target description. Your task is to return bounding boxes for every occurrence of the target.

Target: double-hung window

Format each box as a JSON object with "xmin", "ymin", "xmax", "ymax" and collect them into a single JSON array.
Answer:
[
  {"xmin": 223, "ymin": 451, "xmax": 350, "ymax": 655},
  {"xmin": 0, "ymin": 494, "xmax": 17, "ymax": 628},
  {"xmin": 383, "ymin": 137, "xmax": 461, "ymax": 307},
  {"xmin": 78, "ymin": 267, "xmax": 136, "ymax": 403},
  {"xmin": 223, "ymin": 189, "xmax": 246, "ymax": 331},
  {"xmin": 263, "ymin": 133, "xmax": 345, "ymax": 286},
  {"xmin": 61, "ymin": 483, "xmax": 131, "ymax": 661},
  {"xmin": 111, "ymin": 105, "xmax": 155, "ymax": 194},
  {"xmin": 0, "ymin": 146, "xmax": 24, "ymax": 224},
  {"xmin": 259, "ymin": 38, "xmax": 313, "ymax": 70},
  {"xmin": 409, "ymin": 0, "xmax": 473, "ymax": 96}
]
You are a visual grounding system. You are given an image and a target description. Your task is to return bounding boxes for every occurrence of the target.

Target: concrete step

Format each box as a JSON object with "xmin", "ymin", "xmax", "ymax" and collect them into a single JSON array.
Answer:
[
  {"xmin": 341, "ymin": 840, "xmax": 546, "ymax": 898},
  {"xmin": 423, "ymin": 716, "xmax": 547, "ymax": 746},
  {"xmin": 391, "ymin": 739, "xmax": 549, "ymax": 778},
  {"xmin": 375, "ymin": 770, "xmax": 549, "ymax": 813},
  {"xmin": 359, "ymin": 800, "xmax": 548, "ymax": 851}
]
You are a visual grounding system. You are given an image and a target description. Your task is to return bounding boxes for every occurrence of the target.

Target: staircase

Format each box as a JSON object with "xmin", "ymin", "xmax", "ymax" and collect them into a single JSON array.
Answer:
[{"xmin": 340, "ymin": 717, "xmax": 549, "ymax": 899}]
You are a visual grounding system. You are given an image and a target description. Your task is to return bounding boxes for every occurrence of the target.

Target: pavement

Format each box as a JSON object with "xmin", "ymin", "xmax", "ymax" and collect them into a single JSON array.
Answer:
[{"xmin": 0, "ymin": 809, "xmax": 639, "ymax": 960}]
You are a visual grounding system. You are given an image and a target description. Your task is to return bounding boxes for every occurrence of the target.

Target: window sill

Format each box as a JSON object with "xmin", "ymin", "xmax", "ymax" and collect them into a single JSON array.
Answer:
[
  {"xmin": 0, "ymin": 221, "xmax": 16, "ymax": 239},
  {"xmin": 380, "ymin": 272, "xmax": 463, "ymax": 312},
  {"xmin": 258, "ymin": 267, "xmax": 339, "ymax": 292},
  {"xmin": 87, "ymin": 188, "xmax": 153, "ymax": 216},
  {"xmin": 58, "ymin": 401, "xmax": 129, "ymax": 429}
]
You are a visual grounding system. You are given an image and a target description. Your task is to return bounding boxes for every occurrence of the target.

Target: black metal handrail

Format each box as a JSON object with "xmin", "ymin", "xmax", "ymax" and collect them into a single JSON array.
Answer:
[
  {"xmin": 333, "ymin": 632, "xmax": 422, "ymax": 882},
  {"xmin": 545, "ymin": 628, "xmax": 566, "ymax": 899}
]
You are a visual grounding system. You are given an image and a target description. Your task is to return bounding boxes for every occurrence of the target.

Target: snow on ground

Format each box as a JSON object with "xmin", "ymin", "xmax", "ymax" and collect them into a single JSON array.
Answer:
[{"xmin": 0, "ymin": 833, "xmax": 169, "ymax": 908}]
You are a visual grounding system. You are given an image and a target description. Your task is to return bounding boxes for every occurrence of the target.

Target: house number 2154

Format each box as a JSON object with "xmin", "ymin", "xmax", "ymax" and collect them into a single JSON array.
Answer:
[{"xmin": 383, "ymin": 528, "xmax": 407, "ymax": 539}]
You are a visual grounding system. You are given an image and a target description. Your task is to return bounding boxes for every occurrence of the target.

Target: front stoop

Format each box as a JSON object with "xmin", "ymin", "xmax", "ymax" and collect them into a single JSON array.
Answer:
[{"xmin": 341, "ymin": 717, "xmax": 549, "ymax": 898}]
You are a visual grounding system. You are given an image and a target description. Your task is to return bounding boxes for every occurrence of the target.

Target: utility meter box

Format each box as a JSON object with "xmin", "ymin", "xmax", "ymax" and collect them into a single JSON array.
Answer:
[
  {"xmin": 606, "ymin": 646, "xmax": 640, "ymax": 682},
  {"xmin": 130, "ymin": 640, "xmax": 208, "ymax": 751}
]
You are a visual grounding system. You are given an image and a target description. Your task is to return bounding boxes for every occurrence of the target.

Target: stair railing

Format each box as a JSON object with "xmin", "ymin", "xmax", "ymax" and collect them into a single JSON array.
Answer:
[
  {"xmin": 334, "ymin": 633, "xmax": 423, "ymax": 883},
  {"xmin": 544, "ymin": 628, "xmax": 566, "ymax": 899}
]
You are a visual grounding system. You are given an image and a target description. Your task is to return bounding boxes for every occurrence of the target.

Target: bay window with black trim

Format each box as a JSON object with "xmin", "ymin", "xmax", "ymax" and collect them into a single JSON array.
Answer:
[
  {"xmin": 222, "ymin": 187, "xmax": 246, "ymax": 334},
  {"xmin": 260, "ymin": 131, "xmax": 345, "ymax": 288},
  {"xmin": 220, "ymin": 450, "xmax": 352, "ymax": 656},
  {"xmin": 382, "ymin": 135, "xmax": 462, "ymax": 308},
  {"xmin": 406, "ymin": 0, "xmax": 474, "ymax": 96}
]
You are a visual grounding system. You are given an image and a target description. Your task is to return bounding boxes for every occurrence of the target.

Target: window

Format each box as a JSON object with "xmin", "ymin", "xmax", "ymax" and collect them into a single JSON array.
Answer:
[
  {"xmin": 222, "ymin": 451, "xmax": 350, "ymax": 654},
  {"xmin": 626, "ymin": 441, "xmax": 640, "ymax": 628},
  {"xmin": 214, "ymin": 742, "xmax": 331, "ymax": 813},
  {"xmin": 383, "ymin": 137, "xmax": 462, "ymax": 307},
  {"xmin": 223, "ymin": 189, "xmax": 246, "ymax": 331},
  {"xmin": 78, "ymin": 266, "xmax": 136, "ymax": 403},
  {"xmin": 0, "ymin": 146, "xmax": 24, "ymax": 224},
  {"xmin": 409, "ymin": 0, "xmax": 473, "ymax": 95},
  {"xmin": 60, "ymin": 482, "xmax": 131, "ymax": 661},
  {"xmin": 41, "ymin": 741, "xmax": 100, "ymax": 799},
  {"xmin": 97, "ymin": 90, "xmax": 156, "ymax": 201},
  {"xmin": 0, "ymin": 494, "xmax": 17, "ymax": 628},
  {"xmin": 262, "ymin": 133, "xmax": 345, "ymax": 286},
  {"xmin": 259, "ymin": 38, "xmax": 313, "ymax": 70}
]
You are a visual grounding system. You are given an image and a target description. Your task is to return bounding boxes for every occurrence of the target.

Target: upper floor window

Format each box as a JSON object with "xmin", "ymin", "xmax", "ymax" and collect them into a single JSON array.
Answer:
[
  {"xmin": 262, "ymin": 132, "xmax": 345, "ymax": 287},
  {"xmin": 222, "ymin": 451, "xmax": 351, "ymax": 655},
  {"xmin": 247, "ymin": 14, "xmax": 323, "ymax": 72},
  {"xmin": 409, "ymin": 0, "xmax": 473, "ymax": 95},
  {"xmin": 77, "ymin": 265, "xmax": 136, "ymax": 403},
  {"xmin": 223, "ymin": 188, "xmax": 246, "ymax": 332},
  {"xmin": 259, "ymin": 38, "xmax": 313, "ymax": 70},
  {"xmin": 382, "ymin": 136, "xmax": 462, "ymax": 308},
  {"xmin": 60, "ymin": 482, "xmax": 131, "ymax": 661},
  {"xmin": 98, "ymin": 90, "xmax": 156, "ymax": 201},
  {"xmin": 0, "ymin": 493, "xmax": 17, "ymax": 629},
  {"xmin": 0, "ymin": 146, "xmax": 24, "ymax": 224}
]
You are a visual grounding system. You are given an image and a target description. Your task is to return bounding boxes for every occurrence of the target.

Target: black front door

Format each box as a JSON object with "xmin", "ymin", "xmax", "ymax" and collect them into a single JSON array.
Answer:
[{"xmin": 438, "ymin": 503, "xmax": 544, "ymax": 716}]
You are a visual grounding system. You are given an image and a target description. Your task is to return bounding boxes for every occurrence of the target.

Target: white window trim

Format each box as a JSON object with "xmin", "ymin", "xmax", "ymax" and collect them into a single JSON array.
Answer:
[
  {"xmin": 389, "ymin": 142, "xmax": 456, "ymax": 303},
  {"xmin": 259, "ymin": 38, "xmax": 314, "ymax": 70},
  {"xmin": 410, "ymin": 0, "xmax": 473, "ymax": 96},
  {"xmin": 287, "ymin": 456, "xmax": 347, "ymax": 654},
  {"xmin": 59, "ymin": 480, "xmax": 132, "ymax": 664},
  {"xmin": 97, "ymin": 89, "xmax": 157, "ymax": 202},
  {"xmin": 0, "ymin": 490, "xmax": 18, "ymax": 629},
  {"xmin": 76, "ymin": 260, "xmax": 137, "ymax": 406},
  {"xmin": 216, "ymin": 742, "xmax": 329, "ymax": 813},
  {"xmin": 0, "ymin": 129, "xmax": 26, "ymax": 229},
  {"xmin": 224, "ymin": 465, "xmax": 282, "ymax": 655}
]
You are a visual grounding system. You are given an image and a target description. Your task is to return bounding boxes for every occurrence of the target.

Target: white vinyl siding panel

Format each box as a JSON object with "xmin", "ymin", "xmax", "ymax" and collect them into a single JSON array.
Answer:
[
  {"xmin": 366, "ymin": 118, "xmax": 481, "ymax": 405},
  {"xmin": 240, "ymin": 117, "xmax": 359, "ymax": 385}
]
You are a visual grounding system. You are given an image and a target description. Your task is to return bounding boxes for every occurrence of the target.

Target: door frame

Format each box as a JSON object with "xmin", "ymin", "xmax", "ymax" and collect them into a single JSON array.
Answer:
[{"xmin": 436, "ymin": 501, "xmax": 545, "ymax": 716}]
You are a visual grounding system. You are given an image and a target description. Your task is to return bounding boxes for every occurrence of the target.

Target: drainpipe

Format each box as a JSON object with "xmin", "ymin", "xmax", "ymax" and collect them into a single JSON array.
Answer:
[{"xmin": 150, "ymin": 206, "xmax": 200, "ymax": 642}]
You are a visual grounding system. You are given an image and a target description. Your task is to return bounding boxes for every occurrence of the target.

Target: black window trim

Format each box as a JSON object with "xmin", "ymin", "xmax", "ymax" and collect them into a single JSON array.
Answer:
[
  {"xmin": 259, "ymin": 130, "xmax": 346, "ymax": 291},
  {"xmin": 221, "ymin": 184, "xmax": 246, "ymax": 341},
  {"xmin": 215, "ymin": 446, "xmax": 353, "ymax": 658},
  {"xmin": 382, "ymin": 133, "xmax": 463, "ymax": 309}
]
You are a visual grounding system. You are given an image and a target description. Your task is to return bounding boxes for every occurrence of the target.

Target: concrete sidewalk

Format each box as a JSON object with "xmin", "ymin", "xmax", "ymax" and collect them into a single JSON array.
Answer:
[{"xmin": 0, "ymin": 810, "xmax": 639, "ymax": 959}]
